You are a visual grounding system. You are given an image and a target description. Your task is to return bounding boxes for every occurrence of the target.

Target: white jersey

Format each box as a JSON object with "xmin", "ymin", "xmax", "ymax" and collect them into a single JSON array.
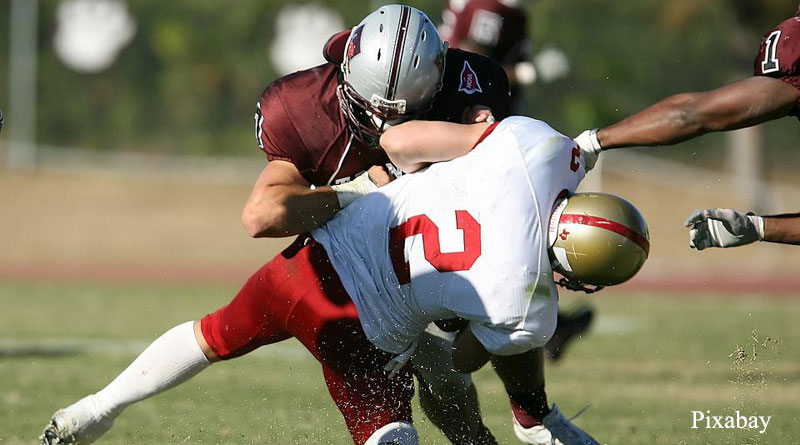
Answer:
[{"xmin": 313, "ymin": 117, "xmax": 585, "ymax": 357}]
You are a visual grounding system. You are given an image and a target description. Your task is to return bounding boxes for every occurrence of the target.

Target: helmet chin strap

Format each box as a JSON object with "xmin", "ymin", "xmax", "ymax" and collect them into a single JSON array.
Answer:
[{"xmin": 555, "ymin": 277, "xmax": 604, "ymax": 294}]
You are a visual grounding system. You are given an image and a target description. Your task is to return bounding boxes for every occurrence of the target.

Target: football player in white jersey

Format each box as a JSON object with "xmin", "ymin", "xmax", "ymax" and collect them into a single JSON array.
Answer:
[{"xmin": 41, "ymin": 115, "xmax": 653, "ymax": 445}]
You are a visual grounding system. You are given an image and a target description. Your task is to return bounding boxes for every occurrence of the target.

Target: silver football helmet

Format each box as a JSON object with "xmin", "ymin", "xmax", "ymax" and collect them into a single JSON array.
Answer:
[{"xmin": 338, "ymin": 4, "xmax": 447, "ymax": 145}]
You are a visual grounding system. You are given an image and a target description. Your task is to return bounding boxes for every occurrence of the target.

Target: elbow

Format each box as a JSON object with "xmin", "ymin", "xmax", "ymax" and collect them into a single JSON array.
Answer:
[
  {"xmin": 380, "ymin": 129, "xmax": 425, "ymax": 173},
  {"xmin": 379, "ymin": 127, "xmax": 406, "ymax": 160},
  {"xmin": 380, "ymin": 126, "xmax": 418, "ymax": 167},
  {"xmin": 241, "ymin": 202, "xmax": 286, "ymax": 238},
  {"xmin": 663, "ymin": 93, "xmax": 711, "ymax": 134}
]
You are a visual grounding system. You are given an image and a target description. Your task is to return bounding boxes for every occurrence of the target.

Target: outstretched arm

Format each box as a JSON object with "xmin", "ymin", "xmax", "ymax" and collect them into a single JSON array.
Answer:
[
  {"xmin": 763, "ymin": 213, "xmax": 800, "ymax": 244},
  {"xmin": 598, "ymin": 76, "xmax": 799, "ymax": 149}
]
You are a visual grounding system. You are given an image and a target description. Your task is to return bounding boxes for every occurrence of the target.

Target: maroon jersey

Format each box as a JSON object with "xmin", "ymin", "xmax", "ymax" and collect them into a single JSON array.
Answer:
[
  {"xmin": 255, "ymin": 38, "xmax": 510, "ymax": 186},
  {"xmin": 753, "ymin": 15, "xmax": 800, "ymax": 117},
  {"xmin": 440, "ymin": 0, "xmax": 530, "ymax": 65}
]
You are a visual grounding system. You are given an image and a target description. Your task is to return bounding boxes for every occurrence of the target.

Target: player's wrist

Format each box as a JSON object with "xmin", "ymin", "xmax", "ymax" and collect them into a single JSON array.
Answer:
[
  {"xmin": 747, "ymin": 214, "xmax": 765, "ymax": 241},
  {"xmin": 574, "ymin": 129, "xmax": 602, "ymax": 171},
  {"xmin": 330, "ymin": 171, "xmax": 378, "ymax": 208},
  {"xmin": 575, "ymin": 129, "xmax": 603, "ymax": 154}
]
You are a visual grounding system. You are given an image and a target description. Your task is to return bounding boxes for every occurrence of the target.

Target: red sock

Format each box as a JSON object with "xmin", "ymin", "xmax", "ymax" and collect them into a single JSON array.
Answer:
[{"xmin": 509, "ymin": 387, "xmax": 550, "ymax": 428}]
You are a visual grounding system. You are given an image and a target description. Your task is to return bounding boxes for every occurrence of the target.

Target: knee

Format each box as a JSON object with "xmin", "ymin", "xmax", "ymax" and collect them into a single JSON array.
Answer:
[{"xmin": 364, "ymin": 422, "xmax": 418, "ymax": 445}]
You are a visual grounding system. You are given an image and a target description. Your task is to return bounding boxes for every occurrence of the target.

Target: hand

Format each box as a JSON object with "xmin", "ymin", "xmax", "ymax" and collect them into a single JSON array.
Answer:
[
  {"xmin": 461, "ymin": 105, "xmax": 495, "ymax": 124},
  {"xmin": 367, "ymin": 164, "xmax": 393, "ymax": 187},
  {"xmin": 684, "ymin": 208, "xmax": 765, "ymax": 250},
  {"xmin": 573, "ymin": 129, "xmax": 602, "ymax": 171},
  {"xmin": 330, "ymin": 170, "xmax": 378, "ymax": 208}
]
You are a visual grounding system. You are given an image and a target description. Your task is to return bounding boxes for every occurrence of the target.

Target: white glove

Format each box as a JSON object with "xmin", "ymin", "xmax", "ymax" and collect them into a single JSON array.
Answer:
[
  {"xmin": 330, "ymin": 170, "xmax": 378, "ymax": 208},
  {"xmin": 684, "ymin": 208, "xmax": 765, "ymax": 250},
  {"xmin": 573, "ymin": 129, "xmax": 602, "ymax": 172}
]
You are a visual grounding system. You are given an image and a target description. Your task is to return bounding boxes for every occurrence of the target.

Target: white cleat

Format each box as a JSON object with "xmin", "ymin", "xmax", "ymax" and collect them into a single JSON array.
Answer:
[
  {"xmin": 512, "ymin": 413, "xmax": 564, "ymax": 445},
  {"xmin": 40, "ymin": 395, "xmax": 114, "ymax": 444},
  {"xmin": 512, "ymin": 404, "xmax": 599, "ymax": 445}
]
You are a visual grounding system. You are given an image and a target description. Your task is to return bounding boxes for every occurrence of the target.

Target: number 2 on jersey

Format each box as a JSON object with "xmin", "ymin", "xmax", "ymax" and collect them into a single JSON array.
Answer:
[{"xmin": 389, "ymin": 210, "xmax": 481, "ymax": 285}]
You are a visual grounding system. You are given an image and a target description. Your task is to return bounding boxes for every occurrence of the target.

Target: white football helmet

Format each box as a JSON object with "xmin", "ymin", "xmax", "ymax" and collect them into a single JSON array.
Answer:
[{"xmin": 338, "ymin": 4, "xmax": 447, "ymax": 145}]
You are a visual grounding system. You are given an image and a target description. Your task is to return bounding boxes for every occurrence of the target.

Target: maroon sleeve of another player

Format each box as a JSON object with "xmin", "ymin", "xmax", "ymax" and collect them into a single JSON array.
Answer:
[
  {"xmin": 254, "ymin": 86, "xmax": 305, "ymax": 164},
  {"xmin": 446, "ymin": 2, "xmax": 475, "ymax": 49},
  {"xmin": 753, "ymin": 17, "xmax": 800, "ymax": 111}
]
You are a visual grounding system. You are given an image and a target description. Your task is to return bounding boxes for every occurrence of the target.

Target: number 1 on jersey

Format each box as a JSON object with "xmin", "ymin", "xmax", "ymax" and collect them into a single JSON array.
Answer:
[
  {"xmin": 389, "ymin": 210, "xmax": 482, "ymax": 285},
  {"xmin": 761, "ymin": 30, "xmax": 781, "ymax": 74}
]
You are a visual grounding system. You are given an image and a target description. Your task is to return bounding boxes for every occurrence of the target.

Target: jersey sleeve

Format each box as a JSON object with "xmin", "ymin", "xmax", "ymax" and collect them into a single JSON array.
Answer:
[
  {"xmin": 254, "ymin": 86, "xmax": 307, "ymax": 164},
  {"xmin": 753, "ymin": 17, "xmax": 800, "ymax": 113}
]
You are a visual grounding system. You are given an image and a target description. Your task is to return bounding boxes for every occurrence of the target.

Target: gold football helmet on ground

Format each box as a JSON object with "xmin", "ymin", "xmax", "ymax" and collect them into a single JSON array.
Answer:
[{"xmin": 548, "ymin": 192, "xmax": 649, "ymax": 292}]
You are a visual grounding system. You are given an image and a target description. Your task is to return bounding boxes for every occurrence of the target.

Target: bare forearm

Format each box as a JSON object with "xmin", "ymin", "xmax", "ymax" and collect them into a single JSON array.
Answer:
[
  {"xmin": 763, "ymin": 214, "xmax": 800, "ymax": 245},
  {"xmin": 597, "ymin": 77, "xmax": 800, "ymax": 150},
  {"xmin": 598, "ymin": 95, "xmax": 708, "ymax": 149},
  {"xmin": 243, "ymin": 184, "xmax": 340, "ymax": 238}
]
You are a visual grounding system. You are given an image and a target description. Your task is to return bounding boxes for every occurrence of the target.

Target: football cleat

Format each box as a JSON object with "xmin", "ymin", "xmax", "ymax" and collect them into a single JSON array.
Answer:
[
  {"xmin": 512, "ymin": 413, "xmax": 564, "ymax": 445},
  {"xmin": 541, "ymin": 404, "xmax": 599, "ymax": 445},
  {"xmin": 40, "ymin": 395, "xmax": 114, "ymax": 444}
]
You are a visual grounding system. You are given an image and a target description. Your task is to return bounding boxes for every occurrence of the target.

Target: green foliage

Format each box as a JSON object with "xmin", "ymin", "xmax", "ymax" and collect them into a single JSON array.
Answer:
[{"xmin": 0, "ymin": 1, "xmax": 796, "ymax": 158}]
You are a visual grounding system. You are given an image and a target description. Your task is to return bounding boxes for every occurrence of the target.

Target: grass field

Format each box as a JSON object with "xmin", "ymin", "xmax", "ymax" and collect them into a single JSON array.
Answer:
[{"xmin": 2, "ymin": 280, "xmax": 798, "ymax": 444}]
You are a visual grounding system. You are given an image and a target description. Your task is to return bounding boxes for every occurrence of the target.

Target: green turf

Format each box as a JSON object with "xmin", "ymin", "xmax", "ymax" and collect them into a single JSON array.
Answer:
[{"xmin": 1, "ymin": 280, "xmax": 798, "ymax": 444}]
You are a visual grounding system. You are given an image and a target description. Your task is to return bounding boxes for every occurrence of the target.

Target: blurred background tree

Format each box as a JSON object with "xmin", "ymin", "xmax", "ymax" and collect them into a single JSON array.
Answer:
[{"xmin": 0, "ymin": 0, "xmax": 796, "ymax": 163}]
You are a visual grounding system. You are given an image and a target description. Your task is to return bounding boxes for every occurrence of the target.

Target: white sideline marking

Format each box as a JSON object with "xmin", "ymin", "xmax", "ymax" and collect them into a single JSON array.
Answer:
[{"xmin": 0, "ymin": 337, "xmax": 311, "ymax": 360}]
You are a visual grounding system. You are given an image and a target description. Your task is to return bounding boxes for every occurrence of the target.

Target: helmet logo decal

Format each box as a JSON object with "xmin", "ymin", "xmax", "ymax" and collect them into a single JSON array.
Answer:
[
  {"xmin": 345, "ymin": 25, "xmax": 365, "ymax": 72},
  {"xmin": 458, "ymin": 60, "xmax": 482, "ymax": 94},
  {"xmin": 559, "ymin": 229, "xmax": 570, "ymax": 241},
  {"xmin": 560, "ymin": 214, "xmax": 650, "ymax": 255}
]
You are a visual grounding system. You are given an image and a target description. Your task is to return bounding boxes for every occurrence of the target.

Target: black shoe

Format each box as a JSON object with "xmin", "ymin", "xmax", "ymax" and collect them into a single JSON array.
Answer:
[{"xmin": 546, "ymin": 304, "xmax": 595, "ymax": 362}]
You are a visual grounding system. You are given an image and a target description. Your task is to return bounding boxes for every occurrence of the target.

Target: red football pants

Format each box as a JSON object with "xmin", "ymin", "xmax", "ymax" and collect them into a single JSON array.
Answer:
[{"xmin": 200, "ymin": 236, "xmax": 414, "ymax": 444}]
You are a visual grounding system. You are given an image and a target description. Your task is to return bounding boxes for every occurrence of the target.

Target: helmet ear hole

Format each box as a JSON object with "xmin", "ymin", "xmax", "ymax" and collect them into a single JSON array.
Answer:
[
  {"xmin": 413, "ymin": 55, "xmax": 420, "ymax": 69},
  {"xmin": 377, "ymin": 49, "xmax": 382, "ymax": 61},
  {"xmin": 421, "ymin": 30, "xmax": 426, "ymax": 41},
  {"xmin": 379, "ymin": 23, "xmax": 383, "ymax": 32}
]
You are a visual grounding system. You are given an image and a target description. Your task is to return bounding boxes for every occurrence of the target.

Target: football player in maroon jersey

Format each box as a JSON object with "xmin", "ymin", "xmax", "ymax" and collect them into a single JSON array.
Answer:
[
  {"xmin": 575, "ymin": 10, "xmax": 800, "ymax": 251},
  {"xmin": 41, "ymin": 5, "xmax": 517, "ymax": 445},
  {"xmin": 248, "ymin": 5, "xmax": 511, "ymax": 444}
]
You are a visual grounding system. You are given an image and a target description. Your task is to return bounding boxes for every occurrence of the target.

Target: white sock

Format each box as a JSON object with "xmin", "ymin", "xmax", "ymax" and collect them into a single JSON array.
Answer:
[{"xmin": 90, "ymin": 321, "xmax": 211, "ymax": 418}]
